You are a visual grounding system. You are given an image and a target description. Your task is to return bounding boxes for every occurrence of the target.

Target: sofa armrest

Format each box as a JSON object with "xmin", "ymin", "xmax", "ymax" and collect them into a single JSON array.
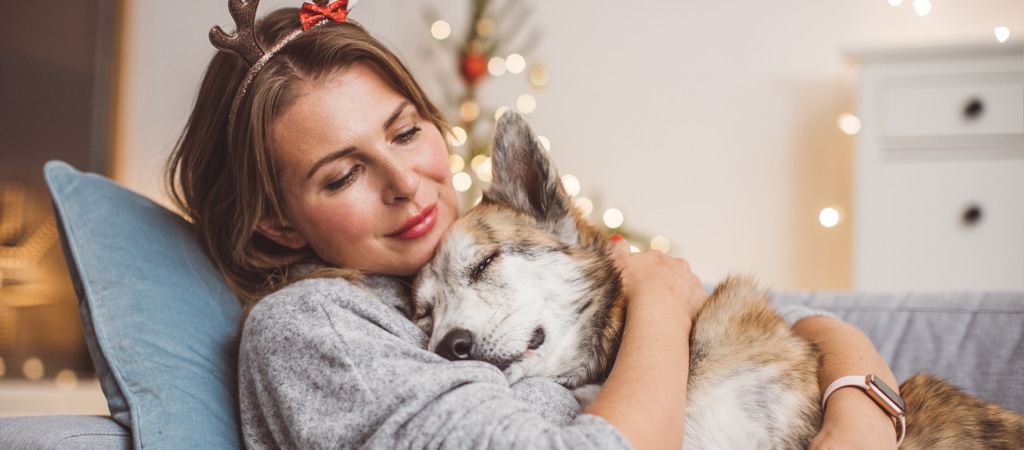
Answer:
[
  {"xmin": 0, "ymin": 415, "xmax": 130, "ymax": 450},
  {"xmin": 772, "ymin": 290, "xmax": 1024, "ymax": 414}
]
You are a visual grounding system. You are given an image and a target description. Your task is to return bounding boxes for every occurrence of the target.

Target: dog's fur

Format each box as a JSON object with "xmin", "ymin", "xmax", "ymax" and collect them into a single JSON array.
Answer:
[{"xmin": 413, "ymin": 112, "xmax": 1024, "ymax": 449}]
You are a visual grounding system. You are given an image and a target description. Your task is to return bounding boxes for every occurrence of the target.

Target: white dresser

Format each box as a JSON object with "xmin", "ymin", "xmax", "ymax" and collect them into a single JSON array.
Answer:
[{"xmin": 851, "ymin": 42, "xmax": 1024, "ymax": 291}]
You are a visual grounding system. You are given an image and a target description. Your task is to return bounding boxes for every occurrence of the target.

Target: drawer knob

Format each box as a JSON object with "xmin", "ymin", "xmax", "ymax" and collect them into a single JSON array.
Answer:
[
  {"xmin": 962, "ymin": 204, "xmax": 983, "ymax": 226},
  {"xmin": 963, "ymin": 98, "xmax": 984, "ymax": 120}
]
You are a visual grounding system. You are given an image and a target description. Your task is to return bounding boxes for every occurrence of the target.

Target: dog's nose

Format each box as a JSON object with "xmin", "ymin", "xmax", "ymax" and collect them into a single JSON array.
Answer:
[{"xmin": 436, "ymin": 328, "xmax": 474, "ymax": 361}]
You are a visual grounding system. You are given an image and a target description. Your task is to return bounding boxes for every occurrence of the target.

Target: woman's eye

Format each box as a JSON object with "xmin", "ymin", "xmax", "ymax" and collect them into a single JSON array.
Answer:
[
  {"xmin": 395, "ymin": 126, "xmax": 421, "ymax": 145},
  {"xmin": 470, "ymin": 250, "xmax": 500, "ymax": 283},
  {"xmin": 326, "ymin": 165, "xmax": 362, "ymax": 192}
]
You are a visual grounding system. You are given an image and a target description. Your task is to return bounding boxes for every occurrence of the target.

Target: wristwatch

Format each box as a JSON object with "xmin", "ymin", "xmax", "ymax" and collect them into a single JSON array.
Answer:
[{"xmin": 821, "ymin": 374, "xmax": 906, "ymax": 447}]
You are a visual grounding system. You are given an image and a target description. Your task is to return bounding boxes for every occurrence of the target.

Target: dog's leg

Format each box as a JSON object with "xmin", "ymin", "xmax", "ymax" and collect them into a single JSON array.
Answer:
[
  {"xmin": 899, "ymin": 373, "xmax": 1024, "ymax": 450},
  {"xmin": 685, "ymin": 275, "xmax": 822, "ymax": 449}
]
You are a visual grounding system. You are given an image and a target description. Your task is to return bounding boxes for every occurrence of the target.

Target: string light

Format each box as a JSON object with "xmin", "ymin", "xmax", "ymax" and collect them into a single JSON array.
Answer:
[
  {"xmin": 913, "ymin": 0, "xmax": 931, "ymax": 16},
  {"xmin": 517, "ymin": 94, "xmax": 537, "ymax": 114},
  {"xmin": 887, "ymin": 0, "xmax": 901, "ymax": 5},
  {"xmin": 459, "ymin": 100, "xmax": 480, "ymax": 122},
  {"xmin": 488, "ymin": 57, "xmax": 507, "ymax": 76},
  {"xmin": 995, "ymin": 27, "xmax": 1010, "ymax": 43},
  {"xmin": 470, "ymin": 155, "xmax": 488, "ymax": 172},
  {"xmin": 537, "ymin": 136, "xmax": 551, "ymax": 151},
  {"xmin": 529, "ymin": 65, "xmax": 550, "ymax": 88},
  {"xmin": 819, "ymin": 207, "xmax": 840, "ymax": 228},
  {"xmin": 476, "ymin": 18, "xmax": 495, "ymax": 37},
  {"xmin": 431, "ymin": 20, "xmax": 451, "ymax": 40},
  {"xmin": 505, "ymin": 53, "xmax": 526, "ymax": 74},
  {"xmin": 475, "ymin": 157, "xmax": 493, "ymax": 182},
  {"xmin": 453, "ymin": 172, "xmax": 473, "ymax": 192},
  {"xmin": 574, "ymin": 197, "xmax": 594, "ymax": 216},
  {"xmin": 838, "ymin": 113, "xmax": 862, "ymax": 135},
  {"xmin": 603, "ymin": 208, "xmax": 624, "ymax": 229},
  {"xmin": 448, "ymin": 126, "xmax": 468, "ymax": 146},
  {"xmin": 495, "ymin": 106, "xmax": 510, "ymax": 121},
  {"xmin": 449, "ymin": 154, "xmax": 465, "ymax": 173},
  {"xmin": 650, "ymin": 236, "xmax": 671, "ymax": 253},
  {"xmin": 23, "ymin": 357, "xmax": 43, "ymax": 380},
  {"xmin": 55, "ymin": 369, "xmax": 78, "ymax": 391},
  {"xmin": 561, "ymin": 175, "xmax": 581, "ymax": 197}
]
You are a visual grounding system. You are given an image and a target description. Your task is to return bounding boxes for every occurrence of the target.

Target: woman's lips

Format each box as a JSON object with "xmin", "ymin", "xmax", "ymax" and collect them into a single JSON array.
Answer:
[{"xmin": 387, "ymin": 203, "xmax": 438, "ymax": 240}]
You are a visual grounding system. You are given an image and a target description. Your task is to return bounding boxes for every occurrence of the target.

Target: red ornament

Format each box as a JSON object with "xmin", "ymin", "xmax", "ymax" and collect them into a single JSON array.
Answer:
[{"xmin": 459, "ymin": 51, "xmax": 489, "ymax": 85}]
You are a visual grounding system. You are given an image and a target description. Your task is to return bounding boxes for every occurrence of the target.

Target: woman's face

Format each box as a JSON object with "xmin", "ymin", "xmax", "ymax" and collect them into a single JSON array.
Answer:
[{"xmin": 261, "ymin": 64, "xmax": 459, "ymax": 277}]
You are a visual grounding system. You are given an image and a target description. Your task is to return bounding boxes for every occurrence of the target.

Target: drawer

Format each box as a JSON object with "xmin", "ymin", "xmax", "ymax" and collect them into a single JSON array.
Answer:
[
  {"xmin": 881, "ymin": 73, "xmax": 1024, "ymax": 140},
  {"xmin": 857, "ymin": 158, "xmax": 1024, "ymax": 291}
]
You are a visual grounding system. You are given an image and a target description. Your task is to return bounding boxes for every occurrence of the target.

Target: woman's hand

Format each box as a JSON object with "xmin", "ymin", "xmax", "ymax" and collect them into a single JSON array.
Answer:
[
  {"xmin": 608, "ymin": 236, "xmax": 708, "ymax": 324},
  {"xmin": 810, "ymin": 388, "xmax": 899, "ymax": 450},
  {"xmin": 582, "ymin": 236, "xmax": 707, "ymax": 450}
]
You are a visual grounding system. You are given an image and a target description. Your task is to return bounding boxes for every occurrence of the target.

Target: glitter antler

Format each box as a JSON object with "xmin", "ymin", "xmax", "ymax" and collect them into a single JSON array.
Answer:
[
  {"xmin": 210, "ymin": 0, "xmax": 265, "ymax": 66},
  {"xmin": 211, "ymin": 0, "xmax": 357, "ymax": 146}
]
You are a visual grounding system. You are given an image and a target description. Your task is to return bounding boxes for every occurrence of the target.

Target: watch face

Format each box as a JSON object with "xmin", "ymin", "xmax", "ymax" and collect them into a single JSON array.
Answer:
[{"xmin": 868, "ymin": 374, "xmax": 906, "ymax": 412}]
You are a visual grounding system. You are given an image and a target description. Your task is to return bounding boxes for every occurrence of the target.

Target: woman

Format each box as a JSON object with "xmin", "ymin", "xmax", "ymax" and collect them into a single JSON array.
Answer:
[{"xmin": 168, "ymin": 3, "xmax": 902, "ymax": 449}]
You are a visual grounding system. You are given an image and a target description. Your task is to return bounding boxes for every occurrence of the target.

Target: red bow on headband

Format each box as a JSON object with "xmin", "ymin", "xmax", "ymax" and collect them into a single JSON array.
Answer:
[{"xmin": 300, "ymin": 0, "xmax": 348, "ymax": 30}]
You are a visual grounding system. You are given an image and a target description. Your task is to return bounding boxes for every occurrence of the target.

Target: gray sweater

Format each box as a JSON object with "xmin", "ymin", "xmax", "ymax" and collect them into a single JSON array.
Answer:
[{"xmin": 238, "ymin": 275, "xmax": 833, "ymax": 449}]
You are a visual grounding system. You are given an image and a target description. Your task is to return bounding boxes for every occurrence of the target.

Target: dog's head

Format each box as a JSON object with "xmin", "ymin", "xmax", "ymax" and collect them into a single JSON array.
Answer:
[{"xmin": 413, "ymin": 112, "xmax": 624, "ymax": 388}]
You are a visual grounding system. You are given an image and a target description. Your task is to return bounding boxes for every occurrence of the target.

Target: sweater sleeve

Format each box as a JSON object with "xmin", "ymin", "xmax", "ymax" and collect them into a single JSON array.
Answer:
[
  {"xmin": 238, "ymin": 279, "xmax": 631, "ymax": 450},
  {"xmin": 774, "ymin": 303, "xmax": 841, "ymax": 328}
]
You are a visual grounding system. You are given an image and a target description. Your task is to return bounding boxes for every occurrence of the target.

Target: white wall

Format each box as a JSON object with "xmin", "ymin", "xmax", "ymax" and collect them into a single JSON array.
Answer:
[{"xmin": 115, "ymin": 0, "xmax": 1024, "ymax": 290}]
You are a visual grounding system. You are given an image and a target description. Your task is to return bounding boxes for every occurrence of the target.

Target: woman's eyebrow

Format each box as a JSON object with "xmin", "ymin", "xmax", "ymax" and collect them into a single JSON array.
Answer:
[
  {"xmin": 304, "ymin": 101, "xmax": 412, "ymax": 181},
  {"xmin": 383, "ymin": 100, "xmax": 411, "ymax": 130},
  {"xmin": 306, "ymin": 147, "xmax": 356, "ymax": 181}
]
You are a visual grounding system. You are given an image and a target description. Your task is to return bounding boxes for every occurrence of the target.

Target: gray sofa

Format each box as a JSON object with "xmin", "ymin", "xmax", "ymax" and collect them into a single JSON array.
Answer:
[{"xmin": 1, "ymin": 163, "xmax": 1021, "ymax": 449}]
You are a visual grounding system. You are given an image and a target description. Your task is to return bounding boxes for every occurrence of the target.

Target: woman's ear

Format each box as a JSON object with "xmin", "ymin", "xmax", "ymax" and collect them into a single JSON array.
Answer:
[{"xmin": 256, "ymin": 217, "xmax": 308, "ymax": 249}]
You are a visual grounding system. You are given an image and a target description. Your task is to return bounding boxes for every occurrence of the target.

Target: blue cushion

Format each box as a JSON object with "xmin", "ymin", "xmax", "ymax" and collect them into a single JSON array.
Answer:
[{"xmin": 44, "ymin": 161, "xmax": 242, "ymax": 450}]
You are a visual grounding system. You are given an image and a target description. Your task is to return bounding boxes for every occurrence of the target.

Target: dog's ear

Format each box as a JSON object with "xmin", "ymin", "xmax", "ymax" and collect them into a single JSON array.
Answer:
[{"xmin": 486, "ymin": 111, "xmax": 578, "ymax": 245}]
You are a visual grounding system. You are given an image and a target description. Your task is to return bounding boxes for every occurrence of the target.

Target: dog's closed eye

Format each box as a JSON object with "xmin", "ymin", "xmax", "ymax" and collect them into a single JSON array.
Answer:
[
  {"xmin": 414, "ymin": 304, "xmax": 434, "ymax": 321},
  {"xmin": 470, "ymin": 249, "xmax": 500, "ymax": 283}
]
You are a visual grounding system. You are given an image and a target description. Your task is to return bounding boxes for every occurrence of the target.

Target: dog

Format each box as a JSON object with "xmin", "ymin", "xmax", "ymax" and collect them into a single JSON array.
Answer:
[{"xmin": 412, "ymin": 111, "xmax": 1024, "ymax": 449}]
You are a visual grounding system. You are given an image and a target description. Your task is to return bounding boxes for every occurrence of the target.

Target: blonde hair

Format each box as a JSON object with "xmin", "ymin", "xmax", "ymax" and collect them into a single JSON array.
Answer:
[{"xmin": 167, "ymin": 8, "xmax": 448, "ymax": 318}]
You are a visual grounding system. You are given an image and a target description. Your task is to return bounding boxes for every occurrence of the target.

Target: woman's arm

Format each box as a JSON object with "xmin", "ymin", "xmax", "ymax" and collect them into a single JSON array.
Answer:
[
  {"xmin": 791, "ymin": 316, "xmax": 900, "ymax": 450},
  {"xmin": 583, "ymin": 239, "xmax": 708, "ymax": 450},
  {"xmin": 240, "ymin": 277, "xmax": 644, "ymax": 450}
]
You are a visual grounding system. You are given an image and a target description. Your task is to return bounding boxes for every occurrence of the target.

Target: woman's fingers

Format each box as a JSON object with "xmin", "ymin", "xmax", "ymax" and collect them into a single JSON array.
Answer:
[{"xmin": 608, "ymin": 235, "xmax": 707, "ymax": 322}]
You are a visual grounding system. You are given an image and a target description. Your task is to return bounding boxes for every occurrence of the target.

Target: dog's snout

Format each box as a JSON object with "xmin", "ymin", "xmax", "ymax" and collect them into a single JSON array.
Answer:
[{"xmin": 436, "ymin": 328, "xmax": 474, "ymax": 361}]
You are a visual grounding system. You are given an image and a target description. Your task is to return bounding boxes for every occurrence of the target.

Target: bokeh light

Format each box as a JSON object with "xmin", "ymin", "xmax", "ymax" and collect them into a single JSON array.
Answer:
[
  {"xmin": 23, "ymin": 357, "xmax": 44, "ymax": 380},
  {"xmin": 603, "ymin": 208, "xmax": 624, "ymax": 229},
  {"xmin": 453, "ymin": 172, "xmax": 473, "ymax": 192},
  {"xmin": 561, "ymin": 174, "xmax": 581, "ymax": 197},
  {"xmin": 505, "ymin": 53, "xmax": 526, "ymax": 74},
  {"xmin": 488, "ymin": 57, "xmax": 507, "ymax": 76},
  {"xmin": 431, "ymin": 20, "xmax": 451, "ymax": 40},
  {"xmin": 650, "ymin": 236, "xmax": 671, "ymax": 253},
  {"xmin": 819, "ymin": 207, "xmax": 840, "ymax": 228},
  {"xmin": 449, "ymin": 154, "xmax": 465, "ymax": 173},
  {"xmin": 838, "ymin": 113, "xmax": 862, "ymax": 135},
  {"xmin": 517, "ymin": 94, "xmax": 537, "ymax": 114}
]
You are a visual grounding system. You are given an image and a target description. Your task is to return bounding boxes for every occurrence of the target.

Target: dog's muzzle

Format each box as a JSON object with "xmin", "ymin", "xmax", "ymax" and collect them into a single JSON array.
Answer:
[
  {"xmin": 436, "ymin": 328, "xmax": 474, "ymax": 361},
  {"xmin": 434, "ymin": 328, "xmax": 522, "ymax": 372}
]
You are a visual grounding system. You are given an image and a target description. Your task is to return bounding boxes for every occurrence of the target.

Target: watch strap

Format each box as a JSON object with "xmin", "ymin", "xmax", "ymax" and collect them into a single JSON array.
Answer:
[{"xmin": 822, "ymin": 375, "xmax": 906, "ymax": 447}]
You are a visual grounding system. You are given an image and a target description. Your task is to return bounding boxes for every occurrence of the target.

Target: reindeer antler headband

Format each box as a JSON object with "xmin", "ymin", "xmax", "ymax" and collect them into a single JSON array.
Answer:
[{"xmin": 210, "ymin": 0, "xmax": 359, "ymax": 145}]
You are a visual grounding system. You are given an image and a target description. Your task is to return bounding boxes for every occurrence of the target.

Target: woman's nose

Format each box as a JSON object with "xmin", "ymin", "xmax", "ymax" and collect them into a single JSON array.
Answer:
[{"xmin": 381, "ymin": 157, "xmax": 420, "ymax": 203}]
